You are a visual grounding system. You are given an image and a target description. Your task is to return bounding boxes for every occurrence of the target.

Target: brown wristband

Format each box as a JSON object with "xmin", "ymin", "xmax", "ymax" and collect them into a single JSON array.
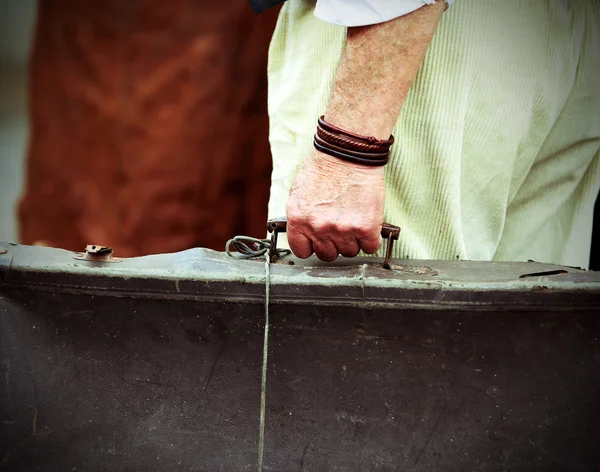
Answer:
[
  {"xmin": 314, "ymin": 140, "xmax": 389, "ymax": 166},
  {"xmin": 314, "ymin": 134, "xmax": 389, "ymax": 159},
  {"xmin": 318, "ymin": 116, "xmax": 394, "ymax": 148},
  {"xmin": 313, "ymin": 116, "xmax": 394, "ymax": 167}
]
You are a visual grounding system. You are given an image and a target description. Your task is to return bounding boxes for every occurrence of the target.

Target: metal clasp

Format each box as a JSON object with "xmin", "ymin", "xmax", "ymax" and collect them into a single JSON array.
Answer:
[
  {"xmin": 266, "ymin": 217, "xmax": 400, "ymax": 269},
  {"xmin": 73, "ymin": 245, "xmax": 122, "ymax": 263}
]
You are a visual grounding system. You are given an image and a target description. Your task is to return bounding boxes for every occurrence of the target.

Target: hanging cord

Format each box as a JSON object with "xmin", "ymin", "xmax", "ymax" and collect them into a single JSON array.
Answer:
[
  {"xmin": 257, "ymin": 254, "xmax": 269, "ymax": 472},
  {"xmin": 225, "ymin": 236, "xmax": 289, "ymax": 471}
]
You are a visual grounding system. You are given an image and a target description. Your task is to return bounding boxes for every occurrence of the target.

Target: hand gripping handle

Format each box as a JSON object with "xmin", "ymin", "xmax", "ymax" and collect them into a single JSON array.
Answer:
[{"xmin": 266, "ymin": 217, "xmax": 400, "ymax": 269}]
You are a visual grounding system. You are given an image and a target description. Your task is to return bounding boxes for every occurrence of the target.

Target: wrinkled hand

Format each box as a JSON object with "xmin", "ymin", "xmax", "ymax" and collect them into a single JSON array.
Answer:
[{"xmin": 286, "ymin": 149, "xmax": 386, "ymax": 262}]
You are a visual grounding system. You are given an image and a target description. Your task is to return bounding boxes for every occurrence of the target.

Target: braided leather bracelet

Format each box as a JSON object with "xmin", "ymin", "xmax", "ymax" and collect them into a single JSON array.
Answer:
[
  {"xmin": 313, "ymin": 116, "xmax": 394, "ymax": 166},
  {"xmin": 318, "ymin": 116, "xmax": 394, "ymax": 147}
]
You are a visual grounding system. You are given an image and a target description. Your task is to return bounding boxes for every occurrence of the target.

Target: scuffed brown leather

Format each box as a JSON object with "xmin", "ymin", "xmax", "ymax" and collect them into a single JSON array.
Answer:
[{"xmin": 19, "ymin": 0, "xmax": 278, "ymax": 256}]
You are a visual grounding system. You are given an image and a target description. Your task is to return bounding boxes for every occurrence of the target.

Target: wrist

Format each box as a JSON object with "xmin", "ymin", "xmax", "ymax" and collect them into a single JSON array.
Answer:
[{"xmin": 323, "ymin": 109, "xmax": 394, "ymax": 141}]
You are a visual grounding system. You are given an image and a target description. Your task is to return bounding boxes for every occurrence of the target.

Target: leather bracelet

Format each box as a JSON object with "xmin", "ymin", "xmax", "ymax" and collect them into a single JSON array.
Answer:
[
  {"xmin": 316, "ymin": 127, "xmax": 390, "ymax": 153},
  {"xmin": 313, "ymin": 115, "xmax": 394, "ymax": 167},
  {"xmin": 318, "ymin": 116, "xmax": 394, "ymax": 148},
  {"xmin": 314, "ymin": 140, "xmax": 389, "ymax": 166},
  {"xmin": 314, "ymin": 134, "xmax": 389, "ymax": 159}
]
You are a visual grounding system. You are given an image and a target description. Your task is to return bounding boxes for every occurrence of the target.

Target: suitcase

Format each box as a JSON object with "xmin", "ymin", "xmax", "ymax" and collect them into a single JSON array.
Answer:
[{"xmin": 1, "ymin": 240, "xmax": 599, "ymax": 471}]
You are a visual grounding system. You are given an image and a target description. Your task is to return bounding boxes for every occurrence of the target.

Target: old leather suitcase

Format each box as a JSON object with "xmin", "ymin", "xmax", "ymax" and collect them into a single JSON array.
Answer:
[{"xmin": 1, "ymin": 242, "xmax": 599, "ymax": 471}]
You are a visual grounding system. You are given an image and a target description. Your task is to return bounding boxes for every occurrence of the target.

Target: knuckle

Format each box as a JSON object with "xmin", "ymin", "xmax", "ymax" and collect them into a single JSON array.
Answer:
[
  {"xmin": 286, "ymin": 208, "xmax": 301, "ymax": 226},
  {"xmin": 354, "ymin": 224, "xmax": 378, "ymax": 240},
  {"xmin": 361, "ymin": 239, "xmax": 381, "ymax": 254},
  {"xmin": 335, "ymin": 222, "xmax": 355, "ymax": 235},
  {"xmin": 287, "ymin": 216, "xmax": 312, "ymax": 239},
  {"xmin": 340, "ymin": 247, "xmax": 360, "ymax": 258},
  {"xmin": 314, "ymin": 245, "xmax": 338, "ymax": 262},
  {"xmin": 312, "ymin": 219, "xmax": 334, "ymax": 234},
  {"xmin": 288, "ymin": 238, "xmax": 310, "ymax": 259},
  {"xmin": 318, "ymin": 252, "xmax": 338, "ymax": 262}
]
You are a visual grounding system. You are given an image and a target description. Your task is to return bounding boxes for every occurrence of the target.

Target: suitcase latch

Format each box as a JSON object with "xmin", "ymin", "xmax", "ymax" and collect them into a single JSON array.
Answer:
[{"xmin": 73, "ymin": 245, "xmax": 122, "ymax": 263}]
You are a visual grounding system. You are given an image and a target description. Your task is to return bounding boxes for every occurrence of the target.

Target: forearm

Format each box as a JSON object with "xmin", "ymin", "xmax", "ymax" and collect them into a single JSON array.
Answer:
[
  {"xmin": 286, "ymin": 2, "xmax": 446, "ymax": 261},
  {"xmin": 324, "ymin": 1, "xmax": 446, "ymax": 140}
]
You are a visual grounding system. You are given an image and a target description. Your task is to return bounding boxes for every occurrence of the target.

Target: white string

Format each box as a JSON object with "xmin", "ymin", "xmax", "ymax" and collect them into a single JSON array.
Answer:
[
  {"xmin": 224, "ymin": 235, "xmax": 281, "ymax": 471},
  {"xmin": 257, "ymin": 253, "xmax": 270, "ymax": 472}
]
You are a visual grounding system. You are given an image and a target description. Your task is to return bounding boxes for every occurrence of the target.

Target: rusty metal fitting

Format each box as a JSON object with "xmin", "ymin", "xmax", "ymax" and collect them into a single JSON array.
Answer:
[
  {"xmin": 73, "ymin": 245, "xmax": 122, "ymax": 263},
  {"xmin": 380, "ymin": 223, "xmax": 400, "ymax": 270}
]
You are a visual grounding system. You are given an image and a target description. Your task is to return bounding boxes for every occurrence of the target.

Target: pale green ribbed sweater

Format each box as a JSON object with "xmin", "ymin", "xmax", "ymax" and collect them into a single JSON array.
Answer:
[{"xmin": 267, "ymin": 0, "xmax": 600, "ymax": 268}]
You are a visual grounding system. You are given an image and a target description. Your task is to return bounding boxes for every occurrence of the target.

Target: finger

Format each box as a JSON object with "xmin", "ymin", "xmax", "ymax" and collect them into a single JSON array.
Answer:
[
  {"xmin": 358, "ymin": 232, "xmax": 382, "ymax": 254},
  {"xmin": 336, "ymin": 236, "xmax": 361, "ymax": 258},
  {"xmin": 312, "ymin": 239, "xmax": 339, "ymax": 262},
  {"xmin": 288, "ymin": 231, "xmax": 314, "ymax": 259}
]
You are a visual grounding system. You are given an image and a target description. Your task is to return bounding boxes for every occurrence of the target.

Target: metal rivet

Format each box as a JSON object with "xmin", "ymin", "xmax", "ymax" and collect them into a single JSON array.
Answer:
[{"xmin": 73, "ymin": 244, "xmax": 122, "ymax": 263}]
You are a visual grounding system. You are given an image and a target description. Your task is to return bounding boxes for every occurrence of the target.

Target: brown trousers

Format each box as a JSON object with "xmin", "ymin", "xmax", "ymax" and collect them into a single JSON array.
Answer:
[{"xmin": 19, "ymin": 0, "xmax": 277, "ymax": 256}]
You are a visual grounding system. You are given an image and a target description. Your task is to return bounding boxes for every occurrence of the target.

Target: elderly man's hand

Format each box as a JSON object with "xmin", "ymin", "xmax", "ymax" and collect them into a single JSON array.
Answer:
[{"xmin": 286, "ymin": 149, "xmax": 385, "ymax": 262}]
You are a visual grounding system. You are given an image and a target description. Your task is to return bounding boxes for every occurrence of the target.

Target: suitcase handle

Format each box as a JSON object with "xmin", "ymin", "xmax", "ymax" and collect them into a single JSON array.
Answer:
[{"xmin": 266, "ymin": 217, "xmax": 400, "ymax": 269}]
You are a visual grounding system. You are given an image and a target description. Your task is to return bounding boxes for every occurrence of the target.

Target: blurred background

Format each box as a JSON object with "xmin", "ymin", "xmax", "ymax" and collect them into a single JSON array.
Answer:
[
  {"xmin": 0, "ymin": 1, "xmax": 598, "ymax": 267},
  {"xmin": 0, "ymin": 0, "xmax": 35, "ymax": 246},
  {"xmin": 0, "ymin": 0, "xmax": 278, "ymax": 257}
]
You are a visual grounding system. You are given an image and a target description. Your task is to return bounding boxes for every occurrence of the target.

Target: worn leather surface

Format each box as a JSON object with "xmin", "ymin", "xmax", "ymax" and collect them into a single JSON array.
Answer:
[
  {"xmin": 0, "ymin": 245, "xmax": 599, "ymax": 471},
  {"xmin": 19, "ymin": 0, "xmax": 278, "ymax": 256}
]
